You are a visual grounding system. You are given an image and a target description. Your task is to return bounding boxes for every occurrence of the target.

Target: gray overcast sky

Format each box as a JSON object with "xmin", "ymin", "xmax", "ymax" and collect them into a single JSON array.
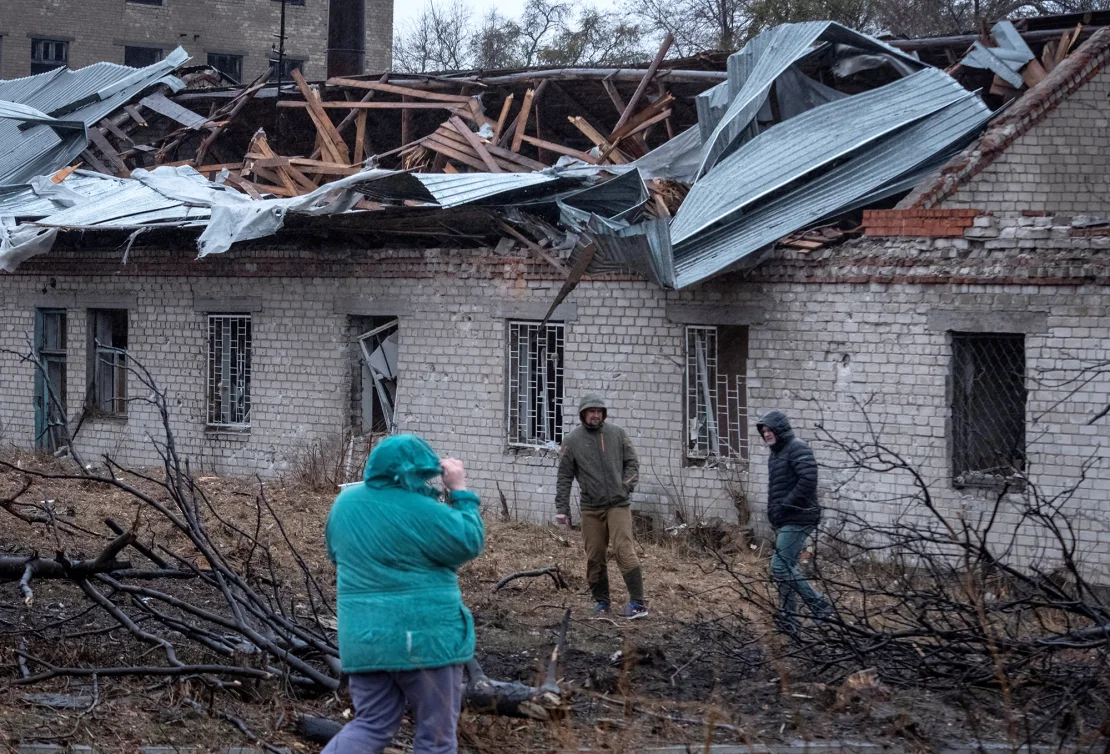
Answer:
[{"xmin": 392, "ymin": 0, "xmax": 620, "ymax": 36}]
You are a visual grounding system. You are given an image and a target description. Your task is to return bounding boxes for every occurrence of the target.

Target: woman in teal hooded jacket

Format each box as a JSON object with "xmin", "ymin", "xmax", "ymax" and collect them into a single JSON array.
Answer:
[{"xmin": 323, "ymin": 434, "xmax": 485, "ymax": 754}]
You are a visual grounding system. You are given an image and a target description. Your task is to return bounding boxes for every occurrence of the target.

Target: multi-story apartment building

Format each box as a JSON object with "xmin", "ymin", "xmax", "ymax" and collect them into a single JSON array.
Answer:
[{"xmin": 0, "ymin": 0, "xmax": 391, "ymax": 81}]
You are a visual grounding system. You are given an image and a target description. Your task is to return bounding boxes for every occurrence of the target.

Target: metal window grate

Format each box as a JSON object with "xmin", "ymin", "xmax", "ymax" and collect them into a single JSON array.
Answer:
[
  {"xmin": 89, "ymin": 309, "xmax": 128, "ymax": 416},
  {"xmin": 686, "ymin": 326, "xmax": 748, "ymax": 462},
  {"xmin": 507, "ymin": 321, "xmax": 564, "ymax": 447},
  {"xmin": 207, "ymin": 315, "xmax": 252, "ymax": 428},
  {"xmin": 952, "ymin": 332, "xmax": 1026, "ymax": 484}
]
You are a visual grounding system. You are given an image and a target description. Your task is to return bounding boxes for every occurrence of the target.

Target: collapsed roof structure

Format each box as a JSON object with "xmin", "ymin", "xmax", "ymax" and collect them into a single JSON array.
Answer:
[{"xmin": 1, "ymin": 15, "xmax": 1105, "ymax": 288}]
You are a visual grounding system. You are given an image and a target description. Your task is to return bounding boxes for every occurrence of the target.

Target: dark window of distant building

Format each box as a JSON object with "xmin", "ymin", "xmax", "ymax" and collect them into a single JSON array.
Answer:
[
  {"xmin": 124, "ymin": 46, "xmax": 162, "ymax": 67},
  {"xmin": 128, "ymin": 0, "xmax": 163, "ymax": 5},
  {"xmin": 268, "ymin": 56, "xmax": 304, "ymax": 80},
  {"xmin": 31, "ymin": 38, "xmax": 68, "ymax": 74},
  {"xmin": 207, "ymin": 53, "xmax": 243, "ymax": 83},
  {"xmin": 272, "ymin": 0, "xmax": 306, "ymax": 5}
]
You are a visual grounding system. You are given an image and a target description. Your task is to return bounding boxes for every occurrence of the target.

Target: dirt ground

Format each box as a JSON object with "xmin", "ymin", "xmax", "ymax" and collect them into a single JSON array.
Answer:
[{"xmin": 0, "ymin": 454, "xmax": 1053, "ymax": 752}]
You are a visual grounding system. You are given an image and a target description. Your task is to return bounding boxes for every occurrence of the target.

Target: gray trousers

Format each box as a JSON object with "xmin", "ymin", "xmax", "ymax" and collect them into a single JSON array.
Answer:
[{"xmin": 321, "ymin": 664, "xmax": 464, "ymax": 754}]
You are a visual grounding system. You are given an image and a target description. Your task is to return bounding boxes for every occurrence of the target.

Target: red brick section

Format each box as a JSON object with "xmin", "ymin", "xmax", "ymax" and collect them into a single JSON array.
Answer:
[
  {"xmin": 862, "ymin": 208, "xmax": 980, "ymax": 237},
  {"xmin": 901, "ymin": 26, "xmax": 1110, "ymax": 209}
]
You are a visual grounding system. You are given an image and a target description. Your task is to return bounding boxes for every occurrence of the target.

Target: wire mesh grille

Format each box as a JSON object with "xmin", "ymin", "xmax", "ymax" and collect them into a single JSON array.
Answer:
[
  {"xmin": 207, "ymin": 315, "xmax": 252, "ymax": 428},
  {"xmin": 952, "ymin": 332, "xmax": 1026, "ymax": 484},
  {"xmin": 686, "ymin": 326, "xmax": 748, "ymax": 461},
  {"xmin": 507, "ymin": 321, "xmax": 564, "ymax": 447}
]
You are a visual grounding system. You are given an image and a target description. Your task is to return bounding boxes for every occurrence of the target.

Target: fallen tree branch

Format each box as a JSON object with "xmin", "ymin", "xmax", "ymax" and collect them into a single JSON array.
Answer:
[{"xmin": 492, "ymin": 566, "xmax": 568, "ymax": 593}]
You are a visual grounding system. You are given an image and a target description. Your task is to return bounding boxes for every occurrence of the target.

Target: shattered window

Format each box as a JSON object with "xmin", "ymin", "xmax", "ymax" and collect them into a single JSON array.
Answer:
[
  {"xmin": 685, "ymin": 325, "xmax": 749, "ymax": 464},
  {"xmin": 507, "ymin": 321, "xmax": 564, "ymax": 448},
  {"xmin": 124, "ymin": 46, "xmax": 162, "ymax": 67},
  {"xmin": 207, "ymin": 314, "xmax": 251, "ymax": 429},
  {"xmin": 268, "ymin": 57, "xmax": 305, "ymax": 80},
  {"xmin": 951, "ymin": 333, "xmax": 1026, "ymax": 486},
  {"xmin": 87, "ymin": 309, "xmax": 128, "ymax": 416},
  {"xmin": 353, "ymin": 318, "xmax": 399, "ymax": 435},
  {"xmin": 31, "ymin": 39, "xmax": 68, "ymax": 74},
  {"xmin": 207, "ymin": 53, "xmax": 243, "ymax": 83}
]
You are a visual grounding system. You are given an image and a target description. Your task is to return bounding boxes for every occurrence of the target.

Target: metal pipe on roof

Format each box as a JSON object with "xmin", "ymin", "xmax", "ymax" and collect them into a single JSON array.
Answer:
[{"xmin": 886, "ymin": 25, "xmax": 1102, "ymax": 51}]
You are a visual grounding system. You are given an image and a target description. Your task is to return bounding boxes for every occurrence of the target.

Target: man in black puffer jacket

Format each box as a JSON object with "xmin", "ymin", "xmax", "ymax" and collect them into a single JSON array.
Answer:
[{"xmin": 756, "ymin": 410, "xmax": 831, "ymax": 632}]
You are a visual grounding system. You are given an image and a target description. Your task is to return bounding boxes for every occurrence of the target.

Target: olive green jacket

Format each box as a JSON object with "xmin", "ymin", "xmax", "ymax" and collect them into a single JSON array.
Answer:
[{"xmin": 555, "ymin": 421, "xmax": 639, "ymax": 516}]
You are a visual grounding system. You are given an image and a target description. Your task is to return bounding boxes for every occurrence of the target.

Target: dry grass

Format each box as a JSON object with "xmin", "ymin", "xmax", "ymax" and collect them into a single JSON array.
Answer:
[{"xmin": 0, "ymin": 454, "xmax": 1030, "ymax": 752}]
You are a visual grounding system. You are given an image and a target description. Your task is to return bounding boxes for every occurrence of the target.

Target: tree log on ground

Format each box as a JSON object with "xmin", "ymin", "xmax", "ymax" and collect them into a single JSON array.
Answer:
[{"xmin": 0, "ymin": 345, "xmax": 574, "ymax": 718}]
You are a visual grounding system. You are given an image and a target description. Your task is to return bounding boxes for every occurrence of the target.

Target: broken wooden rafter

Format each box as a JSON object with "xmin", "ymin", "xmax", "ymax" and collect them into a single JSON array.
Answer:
[
  {"xmin": 353, "ymin": 111, "xmax": 367, "ymax": 164},
  {"xmin": 493, "ymin": 94, "xmax": 514, "ymax": 142},
  {"xmin": 567, "ymin": 116, "xmax": 628, "ymax": 164},
  {"xmin": 448, "ymin": 116, "xmax": 501, "ymax": 173},
  {"xmin": 327, "ymin": 77, "xmax": 476, "ymax": 104},
  {"xmin": 499, "ymin": 80, "xmax": 548, "ymax": 150},
  {"xmin": 610, "ymin": 33, "xmax": 674, "ymax": 137},
  {"xmin": 519, "ymin": 134, "xmax": 598, "ymax": 164},
  {"xmin": 290, "ymin": 68, "xmax": 350, "ymax": 165},
  {"xmin": 277, "ymin": 100, "xmax": 468, "ymax": 111},
  {"xmin": 510, "ymin": 87, "xmax": 536, "ymax": 153},
  {"xmin": 187, "ymin": 68, "xmax": 272, "ymax": 167}
]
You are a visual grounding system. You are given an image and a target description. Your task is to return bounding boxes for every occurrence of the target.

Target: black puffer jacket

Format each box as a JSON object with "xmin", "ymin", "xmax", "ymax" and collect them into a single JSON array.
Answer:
[{"xmin": 757, "ymin": 410, "xmax": 820, "ymax": 529}]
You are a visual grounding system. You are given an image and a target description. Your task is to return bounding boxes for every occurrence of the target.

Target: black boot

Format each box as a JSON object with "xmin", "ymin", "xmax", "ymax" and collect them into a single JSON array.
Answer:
[{"xmin": 590, "ymin": 568, "xmax": 611, "ymax": 612}]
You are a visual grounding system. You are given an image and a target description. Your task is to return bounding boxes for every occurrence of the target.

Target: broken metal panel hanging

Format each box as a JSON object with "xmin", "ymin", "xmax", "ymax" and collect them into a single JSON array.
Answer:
[
  {"xmin": 672, "ymin": 67, "xmax": 974, "ymax": 247},
  {"xmin": 671, "ymin": 93, "xmax": 993, "ymax": 288}
]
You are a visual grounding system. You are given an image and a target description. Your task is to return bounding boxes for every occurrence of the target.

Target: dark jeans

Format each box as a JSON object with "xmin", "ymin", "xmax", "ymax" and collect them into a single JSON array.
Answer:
[
  {"xmin": 770, "ymin": 524, "xmax": 829, "ymax": 626},
  {"xmin": 321, "ymin": 664, "xmax": 463, "ymax": 754}
]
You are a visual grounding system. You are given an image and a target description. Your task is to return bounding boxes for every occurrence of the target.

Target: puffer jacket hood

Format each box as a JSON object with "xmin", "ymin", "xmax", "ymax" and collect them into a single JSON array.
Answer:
[
  {"xmin": 757, "ymin": 410, "xmax": 794, "ymax": 450},
  {"xmin": 363, "ymin": 434, "xmax": 442, "ymax": 498},
  {"xmin": 578, "ymin": 393, "xmax": 608, "ymax": 423}
]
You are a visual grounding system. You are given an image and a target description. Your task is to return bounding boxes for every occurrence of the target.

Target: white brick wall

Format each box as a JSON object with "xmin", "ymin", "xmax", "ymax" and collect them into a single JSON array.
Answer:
[{"xmin": 1, "ymin": 236, "xmax": 1108, "ymax": 583}]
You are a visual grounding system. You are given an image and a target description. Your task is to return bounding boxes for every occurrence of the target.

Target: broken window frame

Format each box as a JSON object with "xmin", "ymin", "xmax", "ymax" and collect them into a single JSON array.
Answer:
[
  {"xmin": 268, "ymin": 56, "xmax": 306, "ymax": 81},
  {"xmin": 124, "ymin": 46, "xmax": 163, "ymax": 67},
  {"xmin": 206, "ymin": 52, "xmax": 244, "ymax": 84},
  {"xmin": 950, "ymin": 332, "xmax": 1027, "ymax": 488},
  {"xmin": 684, "ymin": 325, "xmax": 749, "ymax": 466},
  {"xmin": 356, "ymin": 319, "xmax": 399, "ymax": 435},
  {"xmin": 206, "ymin": 314, "xmax": 252, "ymax": 430},
  {"xmin": 506, "ymin": 320, "xmax": 565, "ymax": 449},
  {"xmin": 34, "ymin": 308, "xmax": 68, "ymax": 451},
  {"xmin": 31, "ymin": 39, "xmax": 68, "ymax": 74},
  {"xmin": 86, "ymin": 309, "xmax": 128, "ymax": 417}
]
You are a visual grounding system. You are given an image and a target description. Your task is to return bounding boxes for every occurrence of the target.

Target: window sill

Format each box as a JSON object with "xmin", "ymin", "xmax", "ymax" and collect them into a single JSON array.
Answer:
[
  {"xmin": 506, "ymin": 443, "xmax": 560, "ymax": 457},
  {"xmin": 206, "ymin": 426, "xmax": 251, "ymax": 440},
  {"xmin": 953, "ymin": 473, "xmax": 1027, "ymax": 493},
  {"xmin": 684, "ymin": 454, "xmax": 748, "ymax": 470},
  {"xmin": 86, "ymin": 413, "xmax": 128, "ymax": 424}
]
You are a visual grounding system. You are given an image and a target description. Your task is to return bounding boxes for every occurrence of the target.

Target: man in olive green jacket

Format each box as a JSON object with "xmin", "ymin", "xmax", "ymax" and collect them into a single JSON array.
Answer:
[{"xmin": 556, "ymin": 394, "xmax": 647, "ymax": 619}]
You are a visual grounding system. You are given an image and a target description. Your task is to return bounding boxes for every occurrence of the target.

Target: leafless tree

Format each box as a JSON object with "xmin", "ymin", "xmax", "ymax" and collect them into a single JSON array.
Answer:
[
  {"xmin": 703, "ymin": 402, "xmax": 1109, "ymax": 748},
  {"xmin": 393, "ymin": 0, "xmax": 474, "ymax": 73}
]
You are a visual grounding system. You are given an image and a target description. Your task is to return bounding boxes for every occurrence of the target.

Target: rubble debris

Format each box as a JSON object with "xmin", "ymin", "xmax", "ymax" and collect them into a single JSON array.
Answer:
[{"xmin": 1, "ymin": 15, "xmax": 1106, "ymax": 286}]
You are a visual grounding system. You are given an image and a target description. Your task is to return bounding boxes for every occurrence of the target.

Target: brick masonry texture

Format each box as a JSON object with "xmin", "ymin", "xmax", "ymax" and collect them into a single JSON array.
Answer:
[
  {"xmin": 1, "ymin": 218, "xmax": 1108, "ymax": 584},
  {"xmin": 946, "ymin": 64, "xmax": 1110, "ymax": 213},
  {"xmin": 0, "ymin": 0, "xmax": 392, "ymax": 81}
]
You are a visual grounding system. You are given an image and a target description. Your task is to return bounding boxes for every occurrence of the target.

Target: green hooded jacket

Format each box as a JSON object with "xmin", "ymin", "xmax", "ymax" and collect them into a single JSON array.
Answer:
[
  {"xmin": 555, "ymin": 394, "xmax": 640, "ymax": 516},
  {"xmin": 325, "ymin": 435, "xmax": 485, "ymax": 673}
]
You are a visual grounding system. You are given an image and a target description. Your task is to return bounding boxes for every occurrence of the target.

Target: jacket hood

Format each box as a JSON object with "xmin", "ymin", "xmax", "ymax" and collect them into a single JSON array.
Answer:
[
  {"xmin": 578, "ymin": 393, "xmax": 608, "ymax": 422},
  {"xmin": 363, "ymin": 434, "xmax": 442, "ymax": 498},
  {"xmin": 756, "ymin": 410, "xmax": 795, "ymax": 445}
]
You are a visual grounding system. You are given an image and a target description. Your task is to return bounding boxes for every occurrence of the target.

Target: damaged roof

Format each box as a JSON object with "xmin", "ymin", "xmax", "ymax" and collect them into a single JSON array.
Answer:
[{"xmin": 1, "ymin": 18, "xmax": 1106, "ymax": 286}]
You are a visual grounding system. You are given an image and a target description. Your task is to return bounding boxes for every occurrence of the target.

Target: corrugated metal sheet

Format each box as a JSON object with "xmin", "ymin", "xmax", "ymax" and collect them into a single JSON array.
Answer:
[
  {"xmin": 414, "ymin": 171, "xmax": 560, "ymax": 208},
  {"xmin": 696, "ymin": 22, "xmax": 926, "ymax": 178},
  {"xmin": 671, "ymin": 94, "xmax": 992, "ymax": 287},
  {"xmin": 960, "ymin": 21, "xmax": 1034, "ymax": 88},
  {"xmin": 0, "ymin": 48, "xmax": 189, "ymax": 186},
  {"xmin": 672, "ymin": 67, "xmax": 973, "ymax": 245},
  {"xmin": 0, "ymin": 171, "xmax": 128, "ymax": 218},
  {"xmin": 34, "ymin": 180, "xmax": 209, "ymax": 228}
]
